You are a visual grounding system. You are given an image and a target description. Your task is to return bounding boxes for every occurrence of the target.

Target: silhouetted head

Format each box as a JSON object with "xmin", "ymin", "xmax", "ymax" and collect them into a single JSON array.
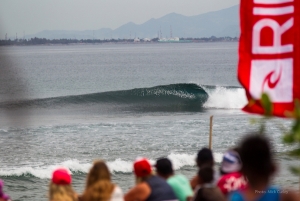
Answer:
[
  {"xmin": 196, "ymin": 148, "xmax": 214, "ymax": 168},
  {"xmin": 239, "ymin": 134, "xmax": 276, "ymax": 187},
  {"xmin": 155, "ymin": 158, "xmax": 174, "ymax": 179}
]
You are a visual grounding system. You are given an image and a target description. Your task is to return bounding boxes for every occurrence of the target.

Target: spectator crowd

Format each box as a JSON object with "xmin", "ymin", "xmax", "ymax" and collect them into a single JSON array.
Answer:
[{"xmin": 0, "ymin": 134, "xmax": 299, "ymax": 201}]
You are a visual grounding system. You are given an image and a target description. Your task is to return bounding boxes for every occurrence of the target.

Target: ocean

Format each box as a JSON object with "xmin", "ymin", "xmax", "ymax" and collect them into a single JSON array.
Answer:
[{"xmin": 0, "ymin": 43, "xmax": 298, "ymax": 201}]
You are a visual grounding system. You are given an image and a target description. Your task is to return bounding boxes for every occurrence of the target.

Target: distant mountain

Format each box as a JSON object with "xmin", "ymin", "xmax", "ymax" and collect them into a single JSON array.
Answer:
[{"xmin": 27, "ymin": 5, "xmax": 239, "ymax": 40}]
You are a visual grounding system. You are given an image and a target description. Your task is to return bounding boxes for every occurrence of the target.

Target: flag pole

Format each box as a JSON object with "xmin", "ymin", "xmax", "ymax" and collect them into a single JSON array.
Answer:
[{"xmin": 209, "ymin": 116, "xmax": 213, "ymax": 150}]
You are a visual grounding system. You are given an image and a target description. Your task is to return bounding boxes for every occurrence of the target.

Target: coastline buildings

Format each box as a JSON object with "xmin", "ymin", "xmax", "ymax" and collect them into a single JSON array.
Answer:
[{"xmin": 158, "ymin": 37, "xmax": 180, "ymax": 42}]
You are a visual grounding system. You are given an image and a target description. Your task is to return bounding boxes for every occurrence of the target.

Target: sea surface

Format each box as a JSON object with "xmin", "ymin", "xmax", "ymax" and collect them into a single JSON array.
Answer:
[{"xmin": 0, "ymin": 43, "xmax": 298, "ymax": 201}]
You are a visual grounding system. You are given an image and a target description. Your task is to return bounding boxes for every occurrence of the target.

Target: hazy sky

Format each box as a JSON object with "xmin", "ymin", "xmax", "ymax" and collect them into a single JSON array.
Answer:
[{"xmin": 0, "ymin": 0, "xmax": 239, "ymax": 38}]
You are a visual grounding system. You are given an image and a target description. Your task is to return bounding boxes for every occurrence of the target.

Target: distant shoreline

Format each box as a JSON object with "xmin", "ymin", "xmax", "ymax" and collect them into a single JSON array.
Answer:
[{"xmin": 0, "ymin": 37, "xmax": 238, "ymax": 46}]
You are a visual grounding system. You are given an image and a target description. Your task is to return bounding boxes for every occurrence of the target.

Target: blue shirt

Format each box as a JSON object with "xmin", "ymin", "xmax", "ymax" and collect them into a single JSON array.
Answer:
[{"xmin": 229, "ymin": 186, "xmax": 280, "ymax": 201}]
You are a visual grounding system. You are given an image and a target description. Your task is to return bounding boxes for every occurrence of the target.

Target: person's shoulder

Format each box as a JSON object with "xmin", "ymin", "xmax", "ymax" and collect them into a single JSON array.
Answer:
[
  {"xmin": 201, "ymin": 187, "xmax": 226, "ymax": 201},
  {"xmin": 227, "ymin": 190, "xmax": 245, "ymax": 201},
  {"xmin": 280, "ymin": 189, "xmax": 300, "ymax": 201},
  {"xmin": 177, "ymin": 174, "xmax": 191, "ymax": 184},
  {"xmin": 176, "ymin": 174, "xmax": 189, "ymax": 179},
  {"xmin": 191, "ymin": 175, "xmax": 198, "ymax": 181},
  {"xmin": 124, "ymin": 182, "xmax": 151, "ymax": 201},
  {"xmin": 190, "ymin": 175, "xmax": 199, "ymax": 189},
  {"xmin": 135, "ymin": 182, "xmax": 150, "ymax": 192},
  {"xmin": 167, "ymin": 174, "xmax": 185, "ymax": 183},
  {"xmin": 169, "ymin": 174, "xmax": 183, "ymax": 180}
]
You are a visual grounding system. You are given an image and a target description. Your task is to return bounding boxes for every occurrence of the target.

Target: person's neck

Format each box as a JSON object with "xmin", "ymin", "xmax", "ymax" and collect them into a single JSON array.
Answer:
[
  {"xmin": 251, "ymin": 182, "xmax": 269, "ymax": 191},
  {"xmin": 162, "ymin": 173, "xmax": 174, "ymax": 180}
]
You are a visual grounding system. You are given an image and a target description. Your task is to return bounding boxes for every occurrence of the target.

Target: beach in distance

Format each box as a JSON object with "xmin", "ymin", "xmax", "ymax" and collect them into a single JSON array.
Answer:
[
  {"xmin": 0, "ymin": 36, "xmax": 238, "ymax": 46},
  {"xmin": 0, "ymin": 42, "xmax": 298, "ymax": 201}
]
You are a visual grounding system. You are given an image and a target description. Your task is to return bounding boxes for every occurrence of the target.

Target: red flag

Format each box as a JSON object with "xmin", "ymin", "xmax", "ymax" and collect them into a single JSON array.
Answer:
[{"xmin": 238, "ymin": 0, "xmax": 300, "ymax": 117}]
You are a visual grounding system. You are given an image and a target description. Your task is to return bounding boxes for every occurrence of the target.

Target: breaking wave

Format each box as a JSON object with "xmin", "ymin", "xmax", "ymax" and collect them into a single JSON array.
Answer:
[
  {"xmin": 0, "ymin": 153, "xmax": 223, "ymax": 179},
  {"xmin": 202, "ymin": 85, "xmax": 247, "ymax": 109},
  {"xmin": 0, "ymin": 83, "xmax": 246, "ymax": 112}
]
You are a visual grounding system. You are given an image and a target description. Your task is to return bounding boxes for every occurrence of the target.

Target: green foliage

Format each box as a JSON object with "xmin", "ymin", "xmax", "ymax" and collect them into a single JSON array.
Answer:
[
  {"xmin": 283, "ymin": 100, "xmax": 300, "ymax": 145},
  {"xmin": 283, "ymin": 133, "xmax": 296, "ymax": 144},
  {"xmin": 288, "ymin": 148, "xmax": 300, "ymax": 158},
  {"xmin": 249, "ymin": 118, "xmax": 259, "ymax": 125},
  {"xmin": 290, "ymin": 167, "xmax": 300, "ymax": 176},
  {"xmin": 261, "ymin": 93, "xmax": 273, "ymax": 116},
  {"xmin": 252, "ymin": 93, "xmax": 274, "ymax": 134},
  {"xmin": 283, "ymin": 102, "xmax": 300, "ymax": 176},
  {"xmin": 259, "ymin": 119, "xmax": 266, "ymax": 135}
]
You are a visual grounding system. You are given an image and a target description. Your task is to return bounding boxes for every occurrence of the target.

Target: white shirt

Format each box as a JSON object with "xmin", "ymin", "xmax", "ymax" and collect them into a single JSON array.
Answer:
[{"xmin": 110, "ymin": 185, "xmax": 124, "ymax": 201}]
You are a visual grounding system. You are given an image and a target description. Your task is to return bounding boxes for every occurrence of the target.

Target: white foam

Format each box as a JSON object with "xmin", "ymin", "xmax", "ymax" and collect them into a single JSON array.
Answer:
[
  {"xmin": 213, "ymin": 152, "xmax": 223, "ymax": 163},
  {"xmin": 0, "ymin": 152, "xmax": 224, "ymax": 179},
  {"xmin": 149, "ymin": 89, "xmax": 196, "ymax": 99},
  {"xmin": 167, "ymin": 152, "xmax": 223, "ymax": 167},
  {"xmin": 107, "ymin": 159, "xmax": 133, "ymax": 173},
  {"xmin": 0, "ymin": 159, "xmax": 91, "ymax": 179},
  {"xmin": 203, "ymin": 86, "xmax": 247, "ymax": 109},
  {"xmin": 167, "ymin": 153, "xmax": 196, "ymax": 170}
]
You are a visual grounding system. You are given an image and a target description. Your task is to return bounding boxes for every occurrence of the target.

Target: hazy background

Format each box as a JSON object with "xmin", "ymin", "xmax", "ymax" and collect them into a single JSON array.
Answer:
[{"xmin": 0, "ymin": 0, "xmax": 239, "ymax": 39}]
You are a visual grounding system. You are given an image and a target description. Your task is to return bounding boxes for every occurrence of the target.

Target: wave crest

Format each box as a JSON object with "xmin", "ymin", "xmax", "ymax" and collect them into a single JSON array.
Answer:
[
  {"xmin": 0, "ymin": 84, "xmax": 247, "ymax": 112},
  {"xmin": 0, "ymin": 83, "xmax": 209, "ymax": 112},
  {"xmin": 0, "ymin": 153, "xmax": 223, "ymax": 179}
]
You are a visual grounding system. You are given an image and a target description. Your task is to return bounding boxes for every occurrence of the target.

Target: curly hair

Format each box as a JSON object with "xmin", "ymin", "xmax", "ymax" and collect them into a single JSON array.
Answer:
[
  {"xmin": 239, "ymin": 134, "xmax": 275, "ymax": 186},
  {"xmin": 198, "ymin": 165, "xmax": 214, "ymax": 184},
  {"xmin": 49, "ymin": 182, "xmax": 77, "ymax": 201},
  {"xmin": 81, "ymin": 160, "xmax": 115, "ymax": 201}
]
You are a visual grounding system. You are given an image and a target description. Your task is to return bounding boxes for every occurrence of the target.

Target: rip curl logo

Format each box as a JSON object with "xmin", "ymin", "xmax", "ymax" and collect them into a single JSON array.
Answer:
[
  {"xmin": 238, "ymin": 0, "xmax": 297, "ymax": 115},
  {"xmin": 262, "ymin": 67, "xmax": 282, "ymax": 91},
  {"xmin": 250, "ymin": 59, "xmax": 293, "ymax": 103}
]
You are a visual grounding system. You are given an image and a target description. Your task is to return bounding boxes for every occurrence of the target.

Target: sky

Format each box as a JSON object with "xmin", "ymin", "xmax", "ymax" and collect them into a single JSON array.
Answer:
[{"xmin": 0, "ymin": 0, "xmax": 239, "ymax": 38}]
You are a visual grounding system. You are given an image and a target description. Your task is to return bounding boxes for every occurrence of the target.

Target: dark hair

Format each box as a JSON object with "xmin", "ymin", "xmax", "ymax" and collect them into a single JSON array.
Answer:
[
  {"xmin": 239, "ymin": 135, "xmax": 275, "ymax": 180},
  {"xmin": 196, "ymin": 148, "xmax": 214, "ymax": 167},
  {"xmin": 155, "ymin": 158, "xmax": 173, "ymax": 176},
  {"xmin": 198, "ymin": 166, "xmax": 214, "ymax": 184}
]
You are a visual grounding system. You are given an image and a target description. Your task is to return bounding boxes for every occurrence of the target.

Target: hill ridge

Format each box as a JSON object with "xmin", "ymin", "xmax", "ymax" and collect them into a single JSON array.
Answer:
[{"xmin": 28, "ymin": 5, "xmax": 239, "ymax": 40}]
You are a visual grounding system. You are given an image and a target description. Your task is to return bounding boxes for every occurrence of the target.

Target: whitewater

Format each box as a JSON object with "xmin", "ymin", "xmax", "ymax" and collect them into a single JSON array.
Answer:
[
  {"xmin": 0, "ymin": 43, "xmax": 297, "ymax": 201},
  {"xmin": 202, "ymin": 86, "xmax": 247, "ymax": 109},
  {"xmin": 0, "ymin": 153, "xmax": 224, "ymax": 179}
]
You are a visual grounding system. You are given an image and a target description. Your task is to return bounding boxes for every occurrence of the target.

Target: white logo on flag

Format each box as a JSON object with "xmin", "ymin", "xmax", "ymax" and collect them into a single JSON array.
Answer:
[{"xmin": 250, "ymin": 59, "xmax": 293, "ymax": 102}]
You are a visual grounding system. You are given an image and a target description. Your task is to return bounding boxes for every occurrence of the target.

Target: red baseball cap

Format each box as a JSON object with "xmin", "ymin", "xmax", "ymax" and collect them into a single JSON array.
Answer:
[
  {"xmin": 52, "ymin": 168, "xmax": 72, "ymax": 185},
  {"xmin": 133, "ymin": 158, "xmax": 152, "ymax": 177}
]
